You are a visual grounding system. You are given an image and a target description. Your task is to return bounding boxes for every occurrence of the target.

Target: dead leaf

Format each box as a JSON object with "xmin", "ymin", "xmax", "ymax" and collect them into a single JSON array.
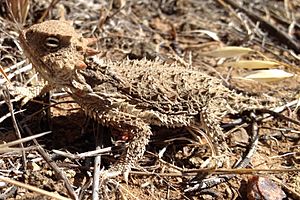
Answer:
[
  {"xmin": 243, "ymin": 69, "xmax": 294, "ymax": 82},
  {"xmin": 201, "ymin": 46, "xmax": 253, "ymax": 58},
  {"xmin": 224, "ymin": 60, "xmax": 281, "ymax": 69}
]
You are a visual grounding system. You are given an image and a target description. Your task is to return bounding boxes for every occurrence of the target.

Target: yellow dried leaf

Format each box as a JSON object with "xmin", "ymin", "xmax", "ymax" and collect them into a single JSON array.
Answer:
[
  {"xmin": 243, "ymin": 69, "xmax": 294, "ymax": 82},
  {"xmin": 224, "ymin": 60, "xmax": 280, "ymax": 69},
  {"xmin": 202, "ymin": 46, "xmax": 253, "ymax": 58}
]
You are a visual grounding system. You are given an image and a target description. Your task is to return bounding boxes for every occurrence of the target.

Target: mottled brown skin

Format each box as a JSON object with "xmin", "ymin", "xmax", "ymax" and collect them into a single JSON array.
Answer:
[{"xmin": 19, "ymin": 20, "xmax": 270, "ymax": 177}]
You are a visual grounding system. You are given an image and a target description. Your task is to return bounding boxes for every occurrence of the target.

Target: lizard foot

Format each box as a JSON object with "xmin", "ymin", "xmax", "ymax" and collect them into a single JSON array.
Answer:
[
  {"xmin": 100, "ymin": 163, "xmax": 131, "ymax": 183},
  {"xmin": 98, "ymin": 164, "xmax": 131, "ymax": 199}
]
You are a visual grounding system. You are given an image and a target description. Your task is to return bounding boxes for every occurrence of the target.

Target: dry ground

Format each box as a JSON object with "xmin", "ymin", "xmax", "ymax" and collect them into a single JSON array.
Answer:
[{"xmin": 0, "ymin": 0, "xmax": 300, "ymax": 199}]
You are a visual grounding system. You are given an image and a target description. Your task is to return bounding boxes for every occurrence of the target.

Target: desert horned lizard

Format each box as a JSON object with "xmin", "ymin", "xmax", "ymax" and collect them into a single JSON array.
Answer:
[{"xmin": 19, "ymin": 20, "xmax": 277, "ymax": 178}]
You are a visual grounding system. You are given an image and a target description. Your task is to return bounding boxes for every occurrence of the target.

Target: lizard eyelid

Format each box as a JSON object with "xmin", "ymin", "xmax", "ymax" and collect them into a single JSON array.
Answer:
[{"xmin": 45, "ymin": 36, "xmax": 60, "ymax": 48}]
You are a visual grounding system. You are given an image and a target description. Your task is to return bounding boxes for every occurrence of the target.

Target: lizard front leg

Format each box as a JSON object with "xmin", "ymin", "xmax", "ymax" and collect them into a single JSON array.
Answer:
[
  {"xmin": 83, "ymin": 105, "xmax": 152, "ymax": 181},
  {"xmin": 109, "ymin": 121, "xmax": 151, "ymax": 181}
]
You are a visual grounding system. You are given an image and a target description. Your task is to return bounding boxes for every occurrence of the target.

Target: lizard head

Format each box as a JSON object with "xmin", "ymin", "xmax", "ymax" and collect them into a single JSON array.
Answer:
[{"xmin": 19, "ymin": 20, "xmax": 97, "ymax": 91}]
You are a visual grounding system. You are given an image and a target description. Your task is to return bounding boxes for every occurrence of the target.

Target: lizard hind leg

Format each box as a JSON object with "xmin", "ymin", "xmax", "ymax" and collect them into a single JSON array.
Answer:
[
  {"xmin": 197, "ymin": 108, "xmax": 226, "ymax": 157},
  {"xmin": 199, "ymin": 108, "xmax": 223, "ymax": 140}
]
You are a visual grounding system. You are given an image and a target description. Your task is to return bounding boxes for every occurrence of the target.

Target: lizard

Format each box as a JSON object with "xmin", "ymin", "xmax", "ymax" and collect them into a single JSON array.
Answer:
[{"xmin": 18, "ymin": 20, "xmax": 278, "ymax": 180}]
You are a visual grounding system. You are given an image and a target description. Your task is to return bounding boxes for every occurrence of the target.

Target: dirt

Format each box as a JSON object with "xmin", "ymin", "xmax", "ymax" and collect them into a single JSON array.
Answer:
[{"xmin": 0, "ymin": 0, "xmax": 300, "ymax": 199}]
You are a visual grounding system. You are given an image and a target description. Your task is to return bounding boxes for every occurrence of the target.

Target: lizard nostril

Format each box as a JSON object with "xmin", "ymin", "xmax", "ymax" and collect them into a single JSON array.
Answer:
[{"xmin": 76, "ymin": 45, "xmax": 83, "ymax": 51}]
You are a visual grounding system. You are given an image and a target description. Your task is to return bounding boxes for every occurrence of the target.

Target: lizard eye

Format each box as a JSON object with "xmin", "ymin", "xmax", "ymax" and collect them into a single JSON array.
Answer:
[{"xmin": 45, "ymin": 36, "xmax": 60, "ymax": 49}]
